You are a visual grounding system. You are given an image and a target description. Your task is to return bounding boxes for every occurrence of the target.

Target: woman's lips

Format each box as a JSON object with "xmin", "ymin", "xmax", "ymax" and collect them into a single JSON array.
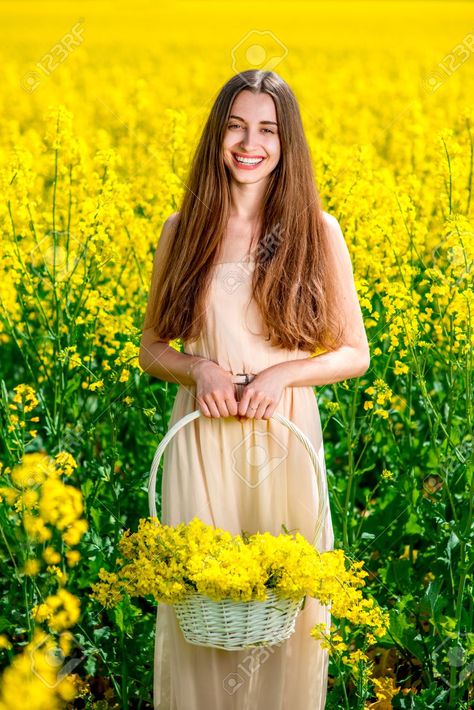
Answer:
[{"xmin": 231, "ymin": 153, "xmax": 266, "ymax": 170}]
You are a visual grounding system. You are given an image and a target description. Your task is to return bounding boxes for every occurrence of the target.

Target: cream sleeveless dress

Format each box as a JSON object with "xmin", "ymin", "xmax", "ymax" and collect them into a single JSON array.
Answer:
[{"xmin": 153, "ymin": 257, "xmax": 335, "ymax": 710}]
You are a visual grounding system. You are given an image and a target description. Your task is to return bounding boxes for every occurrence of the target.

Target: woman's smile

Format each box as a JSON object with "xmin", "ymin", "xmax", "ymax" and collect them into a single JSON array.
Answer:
[{"xmin": 231, "ymin": 151, "xmax": 266, "ymax": 170}]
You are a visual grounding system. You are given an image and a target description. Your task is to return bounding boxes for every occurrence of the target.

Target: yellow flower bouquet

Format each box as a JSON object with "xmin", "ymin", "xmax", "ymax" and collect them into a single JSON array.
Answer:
[{"xmin": 91, "ymin": 516, "xmax": 388, "ymax": 651}]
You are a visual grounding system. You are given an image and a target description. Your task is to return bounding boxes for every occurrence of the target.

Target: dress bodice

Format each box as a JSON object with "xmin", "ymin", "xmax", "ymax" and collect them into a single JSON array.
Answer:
[{"xmin": 183, "ymin": 260, "xmax": 313, "ymax": 377}]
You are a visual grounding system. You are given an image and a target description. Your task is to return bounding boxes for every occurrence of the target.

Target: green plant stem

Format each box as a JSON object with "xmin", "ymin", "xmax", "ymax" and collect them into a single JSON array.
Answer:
[{"xmin": 120, "ymin": 627, "xmax": 129, "ymax": 709}]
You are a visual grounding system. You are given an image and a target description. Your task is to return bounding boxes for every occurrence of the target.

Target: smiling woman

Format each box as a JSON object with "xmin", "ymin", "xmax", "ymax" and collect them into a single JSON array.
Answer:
[
  {"xmin": 142, "ymin": 75, "xmax": 351, "ymax": 357},
  {"xmin": 139, "ymin": 69, "xmax": 369, "ymax": 710},
  {"xmin": 225, "ymin": 100, "xmax": 280, "ymax": 172}
]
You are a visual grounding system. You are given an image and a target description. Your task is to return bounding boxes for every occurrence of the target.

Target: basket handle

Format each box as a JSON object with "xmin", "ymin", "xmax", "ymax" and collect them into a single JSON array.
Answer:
[{"xmin": 148, "ymin": 410, "xmax": 329, "ymax": 550}]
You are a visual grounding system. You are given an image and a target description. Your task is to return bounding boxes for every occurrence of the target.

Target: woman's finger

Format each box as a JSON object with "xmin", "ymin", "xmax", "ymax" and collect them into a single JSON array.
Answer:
[
  {"xmin": 237, "ymin": 387, "xmax": 254, "ymax": 417},
  {"xmin": 262, "ymin": 403, "xmax": 275, "ymax": 420},
  {"xmin": 215, "ymin": 395, "xmax": 230, "ymax": 418},
  {"xmin": 243, "ymin": 396, "xmax": 262, "ymax": 419},
  {"xmin": 198, "ymin": 397, "xmax": 211, "ymax": 417},
  {"xmin": 203, "ymin": 393, "xmax": 221, "ymax": 418},
  {"xmin": 225, "ymin": 396, "xmax": 239, "ymax": 417},
  {"xmin": 254, "ymin": 397, "xmax": 271, "ymax": 420}
]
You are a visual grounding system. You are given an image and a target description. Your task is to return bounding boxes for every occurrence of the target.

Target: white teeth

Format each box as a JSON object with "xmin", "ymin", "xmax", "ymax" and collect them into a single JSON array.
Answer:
[{"xmin": 234, "ymin": 155, "xmax": 264, "ymax": 165}]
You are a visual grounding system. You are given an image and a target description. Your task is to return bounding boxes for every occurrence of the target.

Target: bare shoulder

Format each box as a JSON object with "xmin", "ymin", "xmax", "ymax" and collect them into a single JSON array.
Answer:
[
  {"xmin": 164, "ymin": 210, "xmax": 180, "ymax": 227},
  {"xmin": 321, "ymin": 210, "xmax": 340, "ymax": 231},
  {"xmin": 321, "ymin": 210, "xmax": 353, "ymax": 269},
  {"xmin": 321, "ymin": 210, "xmax": 346, "ymax": 242}
]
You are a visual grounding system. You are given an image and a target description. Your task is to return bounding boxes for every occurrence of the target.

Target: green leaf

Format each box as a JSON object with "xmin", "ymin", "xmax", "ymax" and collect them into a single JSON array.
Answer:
[
  {"xmin": 423, "ymin": 579, "xmax": 444, "ymax": 617},
  {"xmin": 0, "ymin": 616, "xmax": 10, "ymax": 632},
  {"xmin": 113, "ymin": 604, "xmax": 124, "ymax": 633},
  {"xmin": 81, "ymin": 479, "xmax": 95, "ymax": 498}
]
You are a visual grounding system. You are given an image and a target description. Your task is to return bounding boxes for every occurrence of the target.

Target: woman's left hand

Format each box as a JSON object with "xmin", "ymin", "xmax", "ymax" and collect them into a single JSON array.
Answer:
[{"xmin": 236, "ymin": 367, "xmax": 286, "ymax": 420}]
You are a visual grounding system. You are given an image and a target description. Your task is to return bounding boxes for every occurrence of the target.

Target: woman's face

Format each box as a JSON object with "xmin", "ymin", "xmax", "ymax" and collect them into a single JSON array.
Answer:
[{"xmin": 222, "ymin": 90, "xmax": 281, "ymax": 183}]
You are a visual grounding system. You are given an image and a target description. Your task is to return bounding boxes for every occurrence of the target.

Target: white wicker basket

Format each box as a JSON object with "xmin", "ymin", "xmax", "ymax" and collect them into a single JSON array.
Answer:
[{"xmin": 148, "ymin": 409, "xmax": 329, "ymax": 651}]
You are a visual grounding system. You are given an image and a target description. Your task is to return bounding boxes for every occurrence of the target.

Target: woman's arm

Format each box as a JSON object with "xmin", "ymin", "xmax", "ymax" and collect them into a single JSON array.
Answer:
[
  {"xmin": 138, "ymin": 213, "xmax": 215, "ymax": 385},
  {"xmin": 272, "ymin": 344, "xmax": 369, "ymax": 388},
  {"xmin": 138, "ymin": 219, "xmax": 241, "ymax": 418},
  {"xmin": 271, "ymin": 213, "xmax": 370, "ymax": 388},
  {"xmin": 139, "ymin": 339, "xmax": 213, "ymax": 386}
]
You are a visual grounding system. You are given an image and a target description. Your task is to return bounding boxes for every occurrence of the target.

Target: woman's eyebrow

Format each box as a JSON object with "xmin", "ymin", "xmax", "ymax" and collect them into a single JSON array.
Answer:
[{"xmin": 229, "ymin": 114, "xmax": 278, "ymax": 126}]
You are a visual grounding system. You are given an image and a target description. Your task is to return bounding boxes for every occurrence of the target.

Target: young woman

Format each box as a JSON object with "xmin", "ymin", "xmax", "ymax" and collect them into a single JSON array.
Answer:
[{"xmin": 140, "ymin": 69, "xmax": 370, "ymax": 710}]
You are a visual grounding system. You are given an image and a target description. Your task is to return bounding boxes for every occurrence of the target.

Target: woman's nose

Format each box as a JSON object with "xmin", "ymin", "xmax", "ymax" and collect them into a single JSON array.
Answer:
[{"xmin": 240, "ymin": 130, "xmax": 260, "ymax": 151}]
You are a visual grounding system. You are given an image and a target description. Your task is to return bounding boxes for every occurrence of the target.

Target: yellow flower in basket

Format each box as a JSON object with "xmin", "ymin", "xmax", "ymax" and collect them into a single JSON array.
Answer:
[{"xmin": 90, "ymin": 517, "xmax": 389, "ymax": 652}]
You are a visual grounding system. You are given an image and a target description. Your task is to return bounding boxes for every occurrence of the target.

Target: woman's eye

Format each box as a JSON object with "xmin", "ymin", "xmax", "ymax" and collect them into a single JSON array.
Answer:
[{"xmin": 227, "ymin": 124, "xmax": 274, "ymax": 134}]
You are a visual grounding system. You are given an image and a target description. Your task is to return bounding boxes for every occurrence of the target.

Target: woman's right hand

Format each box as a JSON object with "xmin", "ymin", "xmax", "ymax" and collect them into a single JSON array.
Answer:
[{"xmin": 192, "ymin": 360, "xmax": 240, "ymax": 419}]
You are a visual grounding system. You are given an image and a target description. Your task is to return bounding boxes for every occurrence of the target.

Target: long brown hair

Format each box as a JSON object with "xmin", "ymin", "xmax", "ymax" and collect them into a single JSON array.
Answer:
[{"xmin": 144, "ymin": 69, "xmax": 346, "ymax": 353}]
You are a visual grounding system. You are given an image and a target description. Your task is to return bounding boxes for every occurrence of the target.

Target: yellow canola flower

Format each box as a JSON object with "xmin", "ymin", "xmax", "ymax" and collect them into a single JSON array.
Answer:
[
  {"xmin": 65, "ymin": 550, "xmax": 81, "ymax": 567},
  {"xmin": 31, "ymin": 589, "xmax": 81, "ymax": 632},
  {"xmin": 11, "ymin": 384, "xmax": 39, "ymax": 413},
  {"xmin": 43, "ymin": 546, "xmax": 62, "ymax": 564},
  {"xmin": 10, "ymin": 452, "xmax": 56, "ymax": 489},
  {"xmin": 23, "ymin": 559, "xmax": 41, "ymax": 576},
  {"xmin": 0, "ymin": 626, "xmax": 77, "ymax": 709},
  {"xmin": 54, "ymin": 452, "xmax": 78, "ymax": 477},
  {"xmin": 38, "ymin": 477, "xmax": 84, "ymax": 528},
  {"xmin": 2, "ymin": 449, "xmax": 87, "ymax": 556}
]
